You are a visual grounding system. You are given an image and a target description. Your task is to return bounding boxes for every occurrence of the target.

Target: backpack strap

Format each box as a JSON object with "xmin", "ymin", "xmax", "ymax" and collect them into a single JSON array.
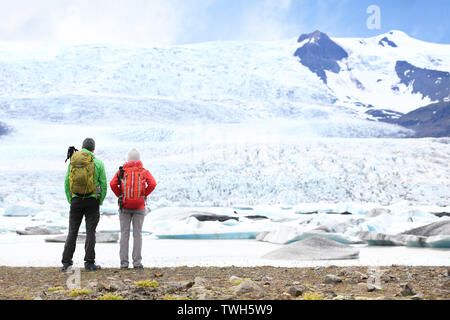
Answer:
[{"xmin": 117, "ymin": 166, "xmax": 124, "ymax": 209}]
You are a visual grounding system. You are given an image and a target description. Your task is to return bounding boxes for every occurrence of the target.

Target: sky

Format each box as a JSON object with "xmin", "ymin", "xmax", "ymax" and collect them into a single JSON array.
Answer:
[{"xmin": 0, "ymin": 0, "xmax": 448, "ymax": 46}]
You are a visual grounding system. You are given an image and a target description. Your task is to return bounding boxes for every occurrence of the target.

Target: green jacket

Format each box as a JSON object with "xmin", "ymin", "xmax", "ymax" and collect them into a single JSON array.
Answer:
[{"xmin": 65, "ymin": 148, "xmax": 107, "ymax": 205}]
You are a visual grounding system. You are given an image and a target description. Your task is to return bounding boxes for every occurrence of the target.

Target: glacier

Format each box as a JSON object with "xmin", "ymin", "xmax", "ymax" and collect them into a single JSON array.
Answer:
[{"xmin": 0, "ymin": 30, "xmax": 449, "ymax": 265}]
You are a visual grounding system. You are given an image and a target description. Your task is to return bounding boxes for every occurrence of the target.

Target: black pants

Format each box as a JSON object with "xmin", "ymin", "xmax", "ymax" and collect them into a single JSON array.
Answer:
[{"xmin": 61, "ymin": 197, "xmax": 100, "ymax": 267}]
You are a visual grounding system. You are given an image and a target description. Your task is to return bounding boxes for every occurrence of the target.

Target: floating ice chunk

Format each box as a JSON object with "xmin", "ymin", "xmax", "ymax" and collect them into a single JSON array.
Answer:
[
  {"xmin": 16, "ymin": 226, "xmax": 63, "ymax": 235},
  {"xmin": 189, "ymin": 213, "xmax": 239, "ymax": 222},
  {"xmin": 232, "ymin": 206, "xmax": 253, "ymax": 211},
  {"xmin": 257, "ymin": 228, "xmax": 360, "ymax": 245},
  {"xmin": 334, "ymin": 203, "xmax": 370, "ymax": 215},
  {"xmin": 148, "ymin": 207, "xmax": 232, "ymax": 222},
  {"xmin": 403, "ymin": 219, "xmax": 450, "ymax": 248},
  {"xmin": 3, "ymin": 205, "xmax": 38, "ymax": 217},
  {"xmin": 256, "ymin": 214, "xmax": 363, "ymax": 244},
  {"xmin": 357, "ymin": 231, "xmax": 409, "ymax": 246},
  {"xmin": 221, "ymin": 219, "xmax": 240, "ymax": 226},
  {"xmin": 256, "ymin": 225, "xmax": 300, "ymax": 244},
  {"xmin": 156, "ymin": 232, "xmax": 259, "ymax": 240},
  {"xmin": 357, "ymin": 219, "xmax": 450, "ymax": 248},
  {"xmin": 295, "ymin": 231, "xmax": 363, "ymax": 244},
  {"xmin": 32, "ymin": 210, "xmax": 65, "ymax": 223},
  {"xmin": 366, "ymin": 207, "xmax": 391, "ymax": 218},
  {"xmin": 420, "ymin": 235, "xmax": 450, "ymax": 248},
  {"xmin": 262, "ymin": 236, "xmax": 360, "ymax": 260},
  {"xmin": 293, "ymin": 202, "xmax": 376, "ymax": 215},
  {"xmin": 403, "ymin": 213, "xmax": 450, "ymax": 231},
  {"xmin": 45, "ymin": 232, "xmax": 119, "ymax": 243}
]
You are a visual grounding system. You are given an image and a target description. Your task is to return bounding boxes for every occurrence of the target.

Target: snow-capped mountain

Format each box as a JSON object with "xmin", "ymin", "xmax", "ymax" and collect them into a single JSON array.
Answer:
[
  {"xmin": 295, "ymin": 30, "xmax": 450, "ymax": 119},
  {"xmin": 0, "ymin": 29, "xmax": 448, "ymax": 136}
]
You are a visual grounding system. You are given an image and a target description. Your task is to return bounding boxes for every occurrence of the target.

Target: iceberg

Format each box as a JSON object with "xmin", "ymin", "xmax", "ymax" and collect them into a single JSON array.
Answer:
[
  {"xmin": 3, "ymin": 205, "xmax": 38, "ymax": 217},
  {"xmin": 156, "ymin": 232, "xmax": 259, "ymax": 240},
  {"xmin": 357, "ymin": 219, "xmax": 450, "ymax": 248},
  {"xmin": 262, "ymin": 236, "xmax": 360, "ymax": 260},
  {"xmin": 16, "ymin": 226, "xmax": 63, "ymax": 235},
  {"xmin": 45, "ymin": 232, "xmax": 119, "ymax": 243},
  {"xmin": 257, "ymin": 229, "xmax": 361, "ymax": 245}
]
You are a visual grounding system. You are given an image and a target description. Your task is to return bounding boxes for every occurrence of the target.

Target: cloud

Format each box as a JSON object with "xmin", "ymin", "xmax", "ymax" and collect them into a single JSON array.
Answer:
[
  {"xmin": 0, "ymin": 0, "xmax": 186, "ymax": 45},
  {"xmin": 0, "ymin": 0, "xmax": 308, "ymax": 45},
  {"xmin": 235, "ymin": 0, "xmax": 299, "ymax": 41},
  {"xmin": 0, "ymin": 0, "xmax": 448, "ymax": 45}
]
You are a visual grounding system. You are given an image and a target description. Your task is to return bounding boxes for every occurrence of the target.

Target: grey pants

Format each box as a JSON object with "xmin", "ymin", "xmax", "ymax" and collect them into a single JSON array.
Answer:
[{"xmin": 119, "ymin": 209, "xmax": 146, "ymax": 268}]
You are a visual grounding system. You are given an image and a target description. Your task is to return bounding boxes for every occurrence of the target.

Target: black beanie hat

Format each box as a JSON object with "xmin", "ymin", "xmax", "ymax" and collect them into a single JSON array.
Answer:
[{"xmin": 82, "ymin": 138, "xmax": 95, "ymax": 152}]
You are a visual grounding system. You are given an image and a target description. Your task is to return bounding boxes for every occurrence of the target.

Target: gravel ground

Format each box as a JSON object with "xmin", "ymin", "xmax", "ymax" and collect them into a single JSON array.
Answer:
[{"xmin": 0, "ymin": 266, "xmax": 448, "ymax": 300}]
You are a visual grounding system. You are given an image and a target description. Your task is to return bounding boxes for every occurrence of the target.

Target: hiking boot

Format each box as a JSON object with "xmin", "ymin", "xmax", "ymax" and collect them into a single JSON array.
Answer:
[
  {"xmin": 61, "ymin": 264, "xmax": 72, "ymax": 272},
  {"xmin": 120, "ymin": 266, "xmax": 129, "ymax": 270},
  {"xmin": 134, "ymin": 265, "xmax": 144, "ymax": 270},
  {"xmin": 85, "ymin": 264, "xmax": 102, "ymax": 271}
]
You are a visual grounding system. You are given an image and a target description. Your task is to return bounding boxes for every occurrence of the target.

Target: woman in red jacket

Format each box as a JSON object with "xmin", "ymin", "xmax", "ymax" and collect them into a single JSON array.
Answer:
[{"xmin": 110, "ymin": 148, "xmax": 157, "ymax": 269}]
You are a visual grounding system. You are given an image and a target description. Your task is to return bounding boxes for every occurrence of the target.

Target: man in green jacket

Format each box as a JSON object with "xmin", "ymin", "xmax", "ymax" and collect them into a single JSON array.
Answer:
[{"xmin": 62, "ymin": 138, "xmax": 107, "ymax": 272}]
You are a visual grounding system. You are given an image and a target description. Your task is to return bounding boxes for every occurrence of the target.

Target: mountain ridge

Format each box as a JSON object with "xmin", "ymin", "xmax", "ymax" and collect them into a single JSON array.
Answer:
[{"xmin": 386, "ymin": 101, "xmax": 450, "ymax": 137}]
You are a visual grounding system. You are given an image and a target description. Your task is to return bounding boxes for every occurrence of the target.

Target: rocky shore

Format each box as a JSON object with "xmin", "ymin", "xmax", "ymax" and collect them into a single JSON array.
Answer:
[{"xmin": 0, "ymin": 266, "xmax": 448, "ymax": 300}]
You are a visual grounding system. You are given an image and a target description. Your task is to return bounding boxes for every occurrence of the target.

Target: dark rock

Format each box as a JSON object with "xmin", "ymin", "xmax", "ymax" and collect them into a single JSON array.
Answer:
[
  {"xmin": 395, "ymin": 60, "xmax": 450, "ymax": 102},
  {"xmin": 378, "ymin": 37, "xmax": 398, "ymax": 48},
  {"xmin": 338, "ymin": 268, "xmax": 355, "ymax": 277},
  {"xmin": 280, "ymin": 292, "xmax": 292, "ymax": 300},
  {"xmin": 134, "ymin": 286, "xmax": 156, "ymax": 295},
  {"xmin": 365, "ymin": 109, "xmax": 404, "ymax": 122},
  {"xmin": 233, "ymin": 280, "xmax": 263, "ymax": 297},
  {"xmin": 294, "ymin": 30, "xmax": 348, "ymax": 83},
  {"xmin": 109, "ymin": 281, "xmax": 122, "ymax": 292},
  {"xmin": 400, "ymin": 283, "xmax": 416, "ymax": 296},
  {"xmin": 194, "ymin": 277, "xmax": 207, "ymax": 286},
  {"xmin": 367, "ymin": 283, "xmax": 382, "ymax": 292},
  {"xmin": 324, "ymin": 290, "xmax": 337, "ymax": 298},
  {"xmin": 167, "ymin": 281, "xmax": 195, "ymax": 293},
  {"xmin": 324, "ymin": 274, "xmax": 343, "ymax": 284},
  {"xmin": 288, "ymin": 286, "xmax": 305, "ymax": 297},
  {"xmin": 197, "ymin": 292, "xmax": 212, "ymax": 300},
  {"xmin": 411, "ymin": 292, "xmax": 424, "ymax": 300}
]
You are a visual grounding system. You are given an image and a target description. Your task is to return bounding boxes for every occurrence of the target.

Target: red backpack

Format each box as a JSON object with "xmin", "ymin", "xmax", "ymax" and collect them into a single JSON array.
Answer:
[{"xmin": 120, "ymin": 164, "xmax": 146, "ymax": 209}]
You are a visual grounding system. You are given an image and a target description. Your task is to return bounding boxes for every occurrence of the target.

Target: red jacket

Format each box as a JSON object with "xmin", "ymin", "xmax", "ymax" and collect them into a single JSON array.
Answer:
[{"xmin": 110, "ymin": 160, "xmax": 157, "ymax": 210}]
